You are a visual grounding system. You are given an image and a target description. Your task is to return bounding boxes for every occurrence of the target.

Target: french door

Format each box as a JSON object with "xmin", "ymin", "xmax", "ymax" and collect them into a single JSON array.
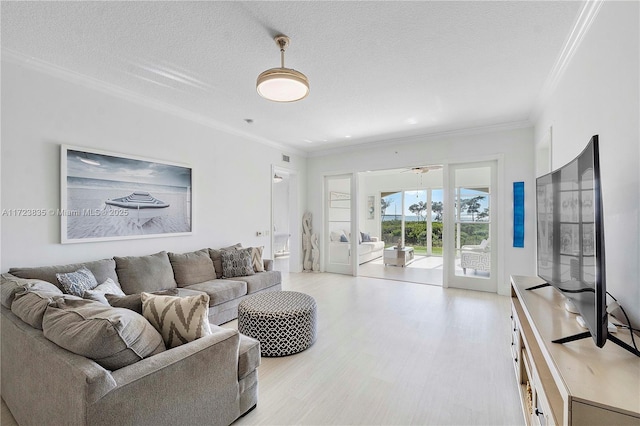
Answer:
[
  {"xmin": 325, "ymin": 174, "xmax": 356, "ymax": 275},
  {"xmin": 445, "ymin": 161, "xmax": 497, "ymax": 292}
]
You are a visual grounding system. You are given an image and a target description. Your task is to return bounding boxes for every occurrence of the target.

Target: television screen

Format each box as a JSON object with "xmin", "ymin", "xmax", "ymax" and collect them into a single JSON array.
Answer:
[{"xmin": 536, "ymin": 135, "xmax": 607, "ymax": 347}]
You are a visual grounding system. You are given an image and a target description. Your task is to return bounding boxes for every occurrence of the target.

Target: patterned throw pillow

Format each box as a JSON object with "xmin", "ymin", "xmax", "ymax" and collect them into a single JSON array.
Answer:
[
  {"xmin": 245, "ymin": 246, "xmax": 265, "ymax": 272},
  {"xmin": 221, "ymin": 249, "xmax": 255, "ymax": 278},
  {"xmin": 141, "ymin": 292, "xmax": 212, "ymax": 349},
  {"xmin": 56, "ymin": 267, "xmax": 99, "ymax": 296}
]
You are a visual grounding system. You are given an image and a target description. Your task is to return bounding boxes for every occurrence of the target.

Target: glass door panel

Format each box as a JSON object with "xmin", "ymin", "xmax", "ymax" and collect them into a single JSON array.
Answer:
[
  {"xmin": 325, "ymin": 175, "xmax": 354, "ymax": 274},
  {"xmin": 447, "ymin": 163, "xmax": 496, "ymax": 292}
]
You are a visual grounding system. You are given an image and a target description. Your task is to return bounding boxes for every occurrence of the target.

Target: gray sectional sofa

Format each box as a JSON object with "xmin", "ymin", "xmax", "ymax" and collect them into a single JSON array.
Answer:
[{"xmin": 1, "ymin": 245, "xmax": 281, "ymax": 426}]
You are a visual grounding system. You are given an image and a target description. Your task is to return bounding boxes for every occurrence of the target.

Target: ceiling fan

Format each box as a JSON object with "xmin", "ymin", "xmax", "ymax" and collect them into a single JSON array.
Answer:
[{"xmin": 402, "ymin": 165, "xmax": 443, "ymax": 174}]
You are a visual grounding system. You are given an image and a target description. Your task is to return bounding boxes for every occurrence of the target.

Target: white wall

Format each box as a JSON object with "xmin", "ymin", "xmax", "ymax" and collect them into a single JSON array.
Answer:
[
  {"xmin": 0, "ymin": 60, "xmax": 306, "ymax": 270},
  {"xmin": 308, "ymin": 125, "xmax": 536, "ymax": 295},
  {"xmin": 534, "ymin": 1, "xmax": 640, "ymax": 326}
]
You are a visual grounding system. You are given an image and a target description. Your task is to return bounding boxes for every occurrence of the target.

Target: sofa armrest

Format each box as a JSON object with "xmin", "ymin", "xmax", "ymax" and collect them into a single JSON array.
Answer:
[
  {"xmin": 370, "ymin": 237, "xmax": 379, "ymax": 242},
  {"xmin": 1, "ymin": 307, "xmax": 118, "ymax": 426},
  {"xmin": 263, "ymin": 259, "xmax": 273, "ymax": 271},
  {"xmin": 92, "ymin": 328, "xmax": 241, "ymax": 426}
]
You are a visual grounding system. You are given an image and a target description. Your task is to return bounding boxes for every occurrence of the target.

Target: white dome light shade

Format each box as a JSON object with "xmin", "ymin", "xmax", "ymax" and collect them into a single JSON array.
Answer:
[
  {"xmin": 257, "ymin": 68, "xmax": 309, "ymax": 102},
  {"xmin": 257, "ymin": 35, "xmax": 309, "ymax": 102}
]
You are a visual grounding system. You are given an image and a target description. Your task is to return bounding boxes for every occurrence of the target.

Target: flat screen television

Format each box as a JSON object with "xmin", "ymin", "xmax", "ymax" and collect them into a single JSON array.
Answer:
[{"xmin": 535, "ymin": 135, "xmax": 608, "ymax": 347}]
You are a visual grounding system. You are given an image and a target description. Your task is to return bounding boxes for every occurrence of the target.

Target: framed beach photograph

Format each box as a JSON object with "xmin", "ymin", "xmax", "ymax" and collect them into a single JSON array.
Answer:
[{"xmin": 61, "ymin": 145, "xmax": 192, "ymax": 244}]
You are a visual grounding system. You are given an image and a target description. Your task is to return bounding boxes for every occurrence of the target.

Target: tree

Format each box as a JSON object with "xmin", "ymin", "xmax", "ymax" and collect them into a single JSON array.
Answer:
[
  {"xmin": 431, "ymin": 201, "xmax": 443, "ymax": 221},
  {"xmin": 380, "ymin": 198, "xmax": 392, "ymax": 216},
  {"xmin": 408, "ymin": 201, "xmax": 427, "ymax": 221},
  {"xmin": 477, "ymin": 208, "xmax": 490, "ymax": 221},
  {"xmin": 461, "ymin": 195, "xmax": 484, "ymax": 221}
]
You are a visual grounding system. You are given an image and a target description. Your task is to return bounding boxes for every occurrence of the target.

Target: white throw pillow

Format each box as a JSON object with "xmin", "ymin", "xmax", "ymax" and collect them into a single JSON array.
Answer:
[{"xmin": 83, "ymin": 278, "xmax": 126, "ymax": 305}]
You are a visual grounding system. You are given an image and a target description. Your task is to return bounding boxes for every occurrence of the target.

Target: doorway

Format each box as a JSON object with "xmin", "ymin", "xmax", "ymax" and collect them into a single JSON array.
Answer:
[
  {"xmin": 445, "ymin": 161, "xmax": 497, "ymax": 292},
  {"xmin": 271, "ymin": 166, "xmax": 300, "ymax": 273},
  {"xmin": 357, "ymin": 167, "xmax": 444, "ymax": 286}
]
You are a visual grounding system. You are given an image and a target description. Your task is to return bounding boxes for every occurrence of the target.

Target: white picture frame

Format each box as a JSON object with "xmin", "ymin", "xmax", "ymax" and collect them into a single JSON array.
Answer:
[{"xmin": 61, "ymin": 145, "xmax": 193, "ymax": 244}]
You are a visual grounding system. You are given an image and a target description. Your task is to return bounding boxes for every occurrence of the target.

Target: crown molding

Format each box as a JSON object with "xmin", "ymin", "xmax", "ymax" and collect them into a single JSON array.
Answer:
[
  {"xmin": 531, "ymin": 0, "xmax": 604, "ymax": 121},
  {"xmin": 306, "ymin": 119, "xmax": 533, "ymax": 158},
  {"xmin": 1, "ymin": 49, "xmax": 306, "ymax": 157}
]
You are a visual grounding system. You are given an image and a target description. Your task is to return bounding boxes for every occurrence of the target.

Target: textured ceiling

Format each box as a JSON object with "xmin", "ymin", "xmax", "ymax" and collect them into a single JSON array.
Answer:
[{"xmin": 1, "ymin": 1, "xmax": 583, "ymax": 155}]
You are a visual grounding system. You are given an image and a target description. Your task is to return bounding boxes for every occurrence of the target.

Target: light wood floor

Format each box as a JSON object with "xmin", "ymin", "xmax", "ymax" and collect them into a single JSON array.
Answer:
[{"xmin": 2, "ymin": 272, "xmax": 524, "ymax": 425}]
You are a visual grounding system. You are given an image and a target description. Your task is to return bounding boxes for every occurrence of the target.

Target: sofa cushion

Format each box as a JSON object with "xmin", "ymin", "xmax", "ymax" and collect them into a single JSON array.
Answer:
[
  {"xmin": 42, "ymin": 298, "xmax": 165, "ymax": 370},
  {"xmin": 183, "ymin": 280, "xmax": 247, "ymax": 307},
  {"xmin": 168, "ymin": 249, "xmax": 217, "ymax": 287},
  {"xmin": 83, "ymin": 278, "xmax": 126, "ymax": 305},
  {"xmin": 9, "ymin": 258, "xmax": 120, "ymax": 291},
  {"xmin": 106, "ymin": 288, "xmax": 180, "ymax": 314},
  {"xmin": 115, "ymin": 251, "xmax": 177, "ymax": 294},
  {"xmin": 56, "ymin": 267, "xmax": 99, "ymax": 296},
  {"xmin": 208, "ymin": 243, "xmax": 242, "ymax": 278},
  {"xmin": 1, "ymin": 273, "xmax": 53, "ymax": 309},
  {"xmin": 141, "ymin": 292, "xmax": 212, "ymax": 348},
  {"xmin": 236, "ymin": 271, "xmax": 282, "ymax": 294},
  {"xmin": 247, "ymin": 246, "xmax": 265, "ymax": 272},
  {"xmin": 11, "ymin": 282, "xmax": 72, "ymax": 329},
  {"xmin": 221, "ymin": 249, "xmax": 255, "ymax": 278}
]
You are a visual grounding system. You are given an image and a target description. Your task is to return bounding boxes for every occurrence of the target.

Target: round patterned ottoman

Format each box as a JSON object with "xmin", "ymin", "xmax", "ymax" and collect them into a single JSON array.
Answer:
[{"xmin": 238, "ymin": 291, "xmax": 317, "ymax": 357}]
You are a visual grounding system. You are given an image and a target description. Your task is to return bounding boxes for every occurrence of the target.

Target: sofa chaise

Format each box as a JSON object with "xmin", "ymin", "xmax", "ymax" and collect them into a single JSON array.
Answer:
[{"xmin": 1, "ymin": 245, "xmax": 280, "ymax": 426}]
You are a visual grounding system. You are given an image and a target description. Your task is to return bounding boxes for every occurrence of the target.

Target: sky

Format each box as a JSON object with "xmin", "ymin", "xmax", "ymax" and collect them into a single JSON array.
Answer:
[{"xmin": 67, "ymin": 149, "xmax": 191, "ymax": 187}]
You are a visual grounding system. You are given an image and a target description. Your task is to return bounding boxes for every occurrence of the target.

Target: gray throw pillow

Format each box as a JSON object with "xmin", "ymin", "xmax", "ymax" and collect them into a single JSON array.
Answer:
[
  {"xmin": 168, "ymin": 249, "xmax": 216, "ymax": 287},
  {"xmin": 11, "ymin": 282, "xmax": 75, "ymax": 330},
  {"xmin": 106, "ymin": 289, "xmax": 179, "ymax": 315},
  {"xmin": 56, "ymin": 267, "xmax": 99, "ymax": 296},
  {"xmin": 221, "ymin": 249, "xmax": 255, "ymax": 278},
  {"xmin": 208, "ymin": 243, "xmax": 242, "ymax": 279},
  {"xmin": 43, "ymin": 298, "xmax": 166, "ymax": 370},
  {"xmin": 114, "ymin": 251, "xmax": 177, "ymax": 294},
  {"xmin": 1, "ymin": 273, "xmax": 54, "ymax": 309}
]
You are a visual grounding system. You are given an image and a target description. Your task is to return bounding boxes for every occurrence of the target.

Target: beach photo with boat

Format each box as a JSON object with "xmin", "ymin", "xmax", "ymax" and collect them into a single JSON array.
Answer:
[{"xmin": 62, "ymin": 146, "xmax": 192, "ymax": 243}]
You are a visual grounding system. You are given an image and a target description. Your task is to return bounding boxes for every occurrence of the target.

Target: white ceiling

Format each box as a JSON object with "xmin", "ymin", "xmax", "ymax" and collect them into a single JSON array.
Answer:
[{"xmin": 1, "ymin": 1, "xmax": 583, "ymax": 155}]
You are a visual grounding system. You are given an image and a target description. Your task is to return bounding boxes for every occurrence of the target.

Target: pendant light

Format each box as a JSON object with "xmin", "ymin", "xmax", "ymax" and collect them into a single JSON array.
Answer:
[{"xmin": 256, "ymin": 35, "xmax": 309, "ymax": 102}]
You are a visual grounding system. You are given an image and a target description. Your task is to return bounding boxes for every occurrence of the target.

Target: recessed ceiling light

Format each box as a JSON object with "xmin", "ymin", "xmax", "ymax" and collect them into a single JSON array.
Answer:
[
  {"xmin": 405, "ymin": 118, "xmax": 418, "ymax": 125},
  {"xmin": 345, "ymin": 135, "xmax": 351, "ymax": 138}
]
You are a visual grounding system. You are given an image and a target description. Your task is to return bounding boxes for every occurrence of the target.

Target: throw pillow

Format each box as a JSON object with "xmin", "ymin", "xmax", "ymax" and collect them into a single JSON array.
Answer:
[
  {"xmin": 246, "ymin": 246, "xmax": 265, "ymax": 272},
  {"xmin": 43, "ymin": 298, "xmax": 165, "ymax": 370},
  {"xmin": 330, "ymin": 230, "xmax": 345, "ymax": 242},
  {"xmin": 141, "ymin": 292, "xmax": 212, "ymax": 349},
  {"xmin": 168, "ymin": 249, "xmax": 217, "ymax": 287},
  {"xmin": 106, "ymin": 289, "xmax": 179, "ymax": 315},
  {"xmin": 221, "ymin": 249, "xmax": 255, "ymax": 278},
  {"xmin": 361, "ymin": 232, "xmax": 372, "ymax": 242},
  {"xmin": 114, "ymin": 251, "xmax": 177, "ymax": 294},
  {"xmin": 208, "ymin": 243, "xmax": 242, "ymax": 279},
  {"xmin": 339, "ymin": 234, "xmax": 349, "ymax": 243},
  {"xmin": 56, "ymin": 267, "xmax": 99, "ymax": 296},
  {"xmin": 83, "ymin": 278, "xmax": 126, "ymax": 305},
  {"xmin": 11, "ymin": 282, "xmax": 71, "ymax": 329},
  {"xmin": 1, "ymin": 274, "xmax": 55, "ymax": 309}
]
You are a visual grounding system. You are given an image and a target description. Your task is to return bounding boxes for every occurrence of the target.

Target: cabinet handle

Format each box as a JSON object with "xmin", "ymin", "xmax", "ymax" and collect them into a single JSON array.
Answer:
[{"xmin": 535, "ymin": 408, "xmax": 543, "ymax": 416}]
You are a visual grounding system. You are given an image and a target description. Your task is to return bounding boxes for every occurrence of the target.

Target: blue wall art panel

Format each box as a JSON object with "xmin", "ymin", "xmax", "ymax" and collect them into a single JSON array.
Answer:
[{"xmin": 513, "ymin": 181, "xmax": 525, "ymax": 247}]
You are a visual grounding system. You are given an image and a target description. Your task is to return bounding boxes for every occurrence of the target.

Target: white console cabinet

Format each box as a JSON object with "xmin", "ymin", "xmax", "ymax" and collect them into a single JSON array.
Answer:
[{"xmin": 510, "ymin": 275, "xmax": 640, "ymax": 426}]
